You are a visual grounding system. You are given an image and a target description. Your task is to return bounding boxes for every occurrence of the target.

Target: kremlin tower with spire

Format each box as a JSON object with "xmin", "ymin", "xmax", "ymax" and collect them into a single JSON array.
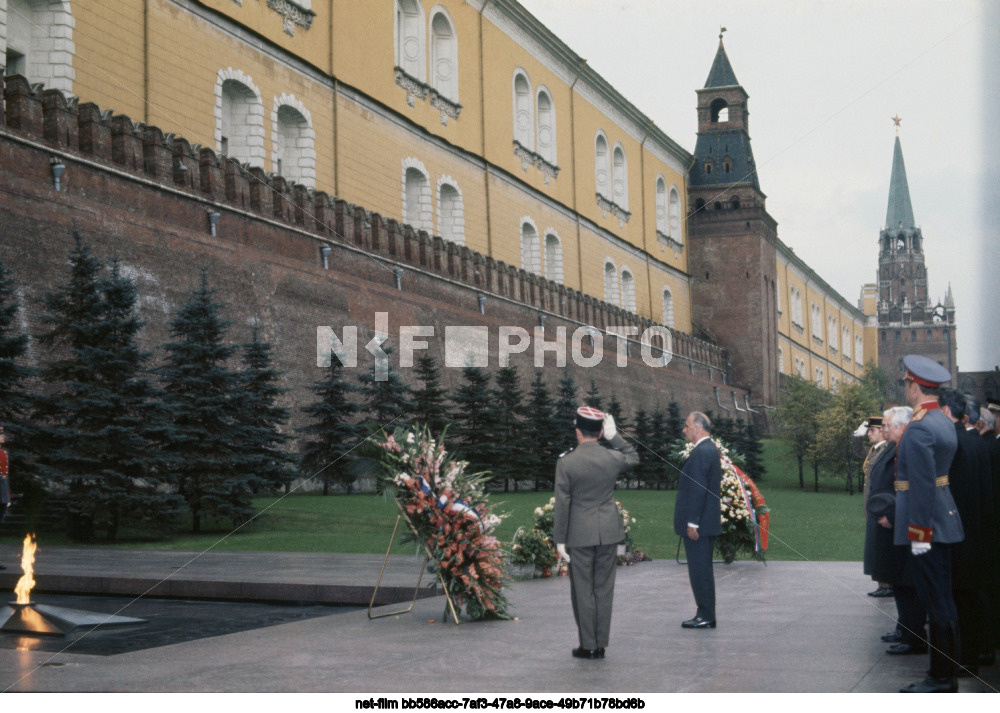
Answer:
[{"xmin": 873, "ymin": 123, "xmax": 958, "ymax": 402}]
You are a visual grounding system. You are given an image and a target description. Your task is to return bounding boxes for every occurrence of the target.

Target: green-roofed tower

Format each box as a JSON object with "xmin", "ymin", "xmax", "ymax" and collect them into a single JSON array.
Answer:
[
  {"xmin": 875, "ymin": 125, "xmax": 957, "ymax": 400},
  {"xmin": 687, "ymin": 34, "xmax": 780, "ymax": 406}
]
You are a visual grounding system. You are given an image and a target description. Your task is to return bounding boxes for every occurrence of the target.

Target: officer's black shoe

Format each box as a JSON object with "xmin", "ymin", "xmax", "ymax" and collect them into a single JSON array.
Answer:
[
  {"xmin": 596, "ymin": 648, "xmax": 605, "ymax": 659},
  {"xmin": 886, "ymin": 642, "xmax": 928, "ymax": 655},
  {"xmin": 681, "ymin": 616, "xmax": 716, "ymax": 629},
  {"xmin": 0, "ymin": 564, "xmax": 6, "ymax": 570},
  {"xmin": 899, "ymin": 676, "xmax": 958, "ymax": 693},
  {"xmin": 571, "ymin": 647, "xmax": 600, "ymax": 659},
  {"xmin": 868, "ymin": 587, "xmax": 893, "ymax": 597},
  {"xmin": 881, "ymin": 630, "xmax": 903, "ymax": 643}
]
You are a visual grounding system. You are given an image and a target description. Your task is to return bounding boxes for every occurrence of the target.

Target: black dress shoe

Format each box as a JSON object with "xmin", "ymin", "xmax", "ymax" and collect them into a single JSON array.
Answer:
[
  {"xmin": 868, "ymin": 587, "xmax": 893, "ymax": 597},
  {"xmin": 596, "ymin": 647, "xmax": 605, "ymax": 659},
  {"xmin": 881, "ymin": 630, "xmax": 903, "ymax": 643},
  {"xmin": 681, "ymin": 616, "xmax": 716, "ymax": 629},
  {"xmin": 571, "ymin": 647, "xmax": 600, "ymax": 659},
  {"xmin": 0, "ymin": 564, "xmax": 6, "ymax": 570},
  {"xmin": 899, "ymin": 676, "xmax": 957, "ymax": 693},
  {"xmin": 886, "ymin": 642, "xmax": 928, "ymax": 655}
]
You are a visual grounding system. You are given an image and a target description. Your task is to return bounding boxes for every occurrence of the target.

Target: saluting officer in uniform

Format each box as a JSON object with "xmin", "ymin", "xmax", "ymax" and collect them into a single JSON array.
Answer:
[
  {"xmin": 553, "ymin": 406, "xmax": 639, "ymax": 660},
  {"xmin": 894, "ymin": 355, "xmax": 964, "ymax": 693}
]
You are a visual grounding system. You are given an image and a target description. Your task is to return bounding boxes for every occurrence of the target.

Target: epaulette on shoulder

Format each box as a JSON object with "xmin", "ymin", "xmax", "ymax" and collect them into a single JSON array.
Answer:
[
  {"xmin": 558, "ymin": 447, "xmax": 575, "ymax": 459},
  {"xmin": 912, "ymin": 407, "xmax": 927, "ymax": 422}
]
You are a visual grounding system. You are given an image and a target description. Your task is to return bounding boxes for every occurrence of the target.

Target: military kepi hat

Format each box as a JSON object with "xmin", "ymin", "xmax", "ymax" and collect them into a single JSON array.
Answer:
[
  {"xmin": 575, "ymin": 405, "xmax": 605, "ymax": 432},
  {"xmin": 903, "ymin": 354, "xmax": 951, "ymax": 388},
  {"xmin": 867, "ymin": 416, "xmax": 883, "ymax": 427}
]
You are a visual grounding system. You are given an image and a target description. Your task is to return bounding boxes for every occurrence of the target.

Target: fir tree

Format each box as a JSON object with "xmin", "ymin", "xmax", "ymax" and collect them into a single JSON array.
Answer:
[
  {"xmin": 606, "ymin": 393, "xmax": 629, "ymax": 434},
  {"xmin": 412, "ymin": 353, "xmax": 450, "ymax": 434},
  {"xmin": 0, "ymin": 259, "xmax": 37, "ymax": 496},
  {"xmin": 450, "ymin": 366, "xmax": 496, "ymax": 480},
  {"xmin": 631, "ymin": 408, "xmax": 653, "ymax": 489},
  {"xmin": 741, "ymin": 420, "xmax": 766, "ymax": 481},
  {"xmin": 299, "ymin": 352, "xmax": 363, "ymax": 494},
  {"xmin": 158, "ymin": 270, "xmax": 254, "ymax": 532},
  {"xmin": 492, "ymin": 365, "xmax": 530, "ymax": 492},
  {"xmin": 584, "ymin": 379, "xmax": 603, "ymax": 411},
  {"xmin": 552, "ymin": 371, "xmax": 579, "ymax": 455},
  {"xmin": 36, "ymin": 242, "xmax": 182, "ymax": 540},
  {"xmin": 665, "ymin": 401, "xmax": 684, "ymax": 443},
  {"xmin": 358, "ymin": 343, "xmax": 412, "ymax": 430},
  {"xmin": 524, "ymin": 371, "xmax": 558, "ymax": 490},
  {"xmin": 648, "ymin": 406, "xmax": 675, "ymax": 489},
  {"xmin": 238, "ymin": 324, "xmax": 297, "ymax": 494}
]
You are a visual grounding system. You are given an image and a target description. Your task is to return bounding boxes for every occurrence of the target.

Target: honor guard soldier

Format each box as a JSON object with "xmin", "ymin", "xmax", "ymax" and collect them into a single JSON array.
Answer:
[
  {"xmin": 553, "ymin": 406, "xmax": 639, "ymax": 660},
  {"xmin": 895, "ymin": 355, "xmax": 964, "ymax": 693},
  {"xmin": 0, "ymin": 425, "xmax": 10, "ymax": 570}
]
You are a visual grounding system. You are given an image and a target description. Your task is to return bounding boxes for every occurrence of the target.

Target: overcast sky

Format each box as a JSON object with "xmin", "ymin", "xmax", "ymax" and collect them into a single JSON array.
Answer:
[{"xmin": 518, "ymin": 0, "xmax": 1000, "ymax": 373}]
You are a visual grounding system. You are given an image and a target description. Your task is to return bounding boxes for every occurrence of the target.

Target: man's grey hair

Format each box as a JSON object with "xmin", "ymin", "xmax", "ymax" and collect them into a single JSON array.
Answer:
[
  {"xmin": 979, "ymin": 407, "xmax": 996, "ymax": 430},
  {"xmin": 886, "ymin": 406, "xmax": 913, "ymax": 428},
  {"xmin": 689, "ymin": 411, "xmax": 713, "ymax": 433}
]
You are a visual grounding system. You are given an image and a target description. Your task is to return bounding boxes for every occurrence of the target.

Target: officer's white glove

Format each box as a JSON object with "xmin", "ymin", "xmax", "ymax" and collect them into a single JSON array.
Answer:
[
  {"xmin": 602, "ymin": 414, "xmax": 617, "ymax": 440},
  {"xmin": 853, "ymin": 421, "xmax": 869, "ymax": 438},
  {"xmin": 911, "ymin": 541, "xmax": 931, "ymax": 556},
  {"xmin": 556, "ymin": 544, "xmax": 570, "ymax": 563}
]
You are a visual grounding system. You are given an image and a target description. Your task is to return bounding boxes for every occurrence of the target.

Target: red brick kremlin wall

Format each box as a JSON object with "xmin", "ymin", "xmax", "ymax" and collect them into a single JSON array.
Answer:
[{"xmin": 0, "ymin": 75, "xmax": 752, "ymax": 443}]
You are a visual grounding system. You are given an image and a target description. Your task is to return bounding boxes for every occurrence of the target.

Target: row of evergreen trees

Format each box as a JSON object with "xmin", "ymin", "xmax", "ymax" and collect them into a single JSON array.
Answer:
[{"xmin": 0, "ymin": 235, "xmax": 764, "ymax": 541}]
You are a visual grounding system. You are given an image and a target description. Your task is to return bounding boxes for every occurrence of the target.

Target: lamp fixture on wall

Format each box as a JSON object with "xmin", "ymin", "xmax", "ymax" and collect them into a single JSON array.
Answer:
[{"xmin": 50, "ymin": 157, "xmax": 65, "ymax": 191}]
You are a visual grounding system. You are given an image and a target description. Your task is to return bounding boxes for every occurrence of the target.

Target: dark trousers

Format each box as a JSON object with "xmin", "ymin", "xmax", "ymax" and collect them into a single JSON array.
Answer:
[
  {"xmin": 954, "ymin": 586, "xmax": 991, "ymax": 664},
  {"xmin": 893, "ymin": 584, "xmax": 926, "ymax": 645},
  {"xmin": 568, "ymin": 544, "xmax": 618, "ymax": 649},
  {"xmin": 909, "ymin": 544, "xmax": 957, "ymax": 623},
  {"xmin": 683, "ymin": 535, "xmax": 716, "ymax": 621}
]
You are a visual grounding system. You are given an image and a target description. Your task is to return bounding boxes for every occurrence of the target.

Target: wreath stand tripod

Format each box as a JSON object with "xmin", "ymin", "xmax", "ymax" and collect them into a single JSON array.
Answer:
[{"xmin": 368, "ymin": 499, "xmax": 462, "ymax": 625}]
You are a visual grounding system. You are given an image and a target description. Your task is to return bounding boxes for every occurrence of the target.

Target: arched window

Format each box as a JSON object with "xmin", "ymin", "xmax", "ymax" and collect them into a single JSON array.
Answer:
[
  {"xmin": 620, "ymin": 269, "xmax": 636, "ymax": 312},
  {"xmin": 402, "ymin": 159, "xmax": 432, "ymax": 231},
  {"xmin": 396, "ymin": 0, "xmax": 425, "ymax": 80},
  {"xmin": 662, "ymin": 288, "xmax": 675, "ymax": 328},
  {"xmin": 513, "ymin": 71, "xmax": 533, "ymax": 150},
  {"xmin": 655, "ymin": 177, "xmax": 667, "ymax": 234},
  {"xmin": 828, "ymin": 316, "xmax": 838, "ymax": 349},
  {"xmin": 217, "ymin": 71, "xmax": 265, "ymax": 167},
  {"xmin": 437, "ymin": 178, "xmax": 464, "ymax": 245},
  {"xmin": 855, "ymin": 335, "xmax": 864, "ymax": 365},
  {"xmin": 272, "ymin": 97, "xmax": 315, "ymax": 188},
  {"xmin": 710, "ymin": 98, "xmax": 729, "ymax": 123},
  {"xmin": 536, "ymin": 88, "xmax": 556, "ymax": 164},
  {"xmin": 603, "ymin": 260, "xmax": 619, "ymax": 306},
  {"xmin": 778, "ymin": 345, "xmax": 784, "ymax": 374},
  {"xmin": 612, "ymin": 144, "xmax": 627, "ymax": 208},
  {"xmin": 595, "ymin": 132, "xmax": 610, "ymax": 199},
  {"xmin": 429, "ymin": 9, "xmax": 457, "ymax": 101},
  {"xmin": 544, "ymin": 232, "xmax": 563, "ymax": 284},
  {"xmin": 668, "ymin": 186, "xmax": 681, "ymax": 240},
  {"xmin": 811, "ymin": 304, "xmax": 822, "ymax": 340},
  {"xmin": 5, "ymin": 0, "xmax": 75, "ymax": 93},
  {"xmin": 520, "ymin": 219, "xmax": 541, "ymax": 275},
  {"xmin": 842, "ymin": 326, "xmax": 851, "ymax": 359}
]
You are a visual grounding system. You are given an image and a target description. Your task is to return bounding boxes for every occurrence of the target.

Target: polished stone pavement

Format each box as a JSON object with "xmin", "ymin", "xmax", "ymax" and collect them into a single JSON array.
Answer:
[{"xmin": 0, "ymin": 544, "xmax": 998, "ymax": 693}]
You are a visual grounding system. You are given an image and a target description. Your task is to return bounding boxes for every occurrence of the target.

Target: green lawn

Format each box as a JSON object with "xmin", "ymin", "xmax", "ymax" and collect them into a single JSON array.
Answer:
[{"xmin": 1, "ymin": 439, "xmax": 868, "ymax": 562}]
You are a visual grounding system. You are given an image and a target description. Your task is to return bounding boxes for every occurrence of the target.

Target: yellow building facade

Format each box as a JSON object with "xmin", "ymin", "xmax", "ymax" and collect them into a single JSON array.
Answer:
[
  {"xmin": 776, "ymin": 242, "xmax": 875, "ymax": 390},
  {"xmin": 2, "ymin": 0, "xmax": 692, "ymax": 332}
]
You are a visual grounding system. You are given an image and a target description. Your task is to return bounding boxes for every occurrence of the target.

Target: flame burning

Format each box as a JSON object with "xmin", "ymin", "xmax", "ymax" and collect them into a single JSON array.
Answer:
[{"xmin": 14, "ymin": 533, "xmax": 37, "ymax": 605}]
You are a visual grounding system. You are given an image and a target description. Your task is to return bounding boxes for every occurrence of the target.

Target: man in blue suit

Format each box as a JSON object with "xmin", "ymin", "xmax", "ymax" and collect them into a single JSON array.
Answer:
[
  {"xmin": 675, "ymin": 411, "xmax": 722, "ymax": 629},
  {"xmin": 895, "ymin": 355, "xmax": 964, "ymax": 693}
]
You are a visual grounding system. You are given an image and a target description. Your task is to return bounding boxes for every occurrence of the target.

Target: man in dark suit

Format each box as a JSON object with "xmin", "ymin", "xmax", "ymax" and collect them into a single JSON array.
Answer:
[
  {"xmin": 675, "ymin": 411, "xmax": 723, "ymax": 629},
  {"xmin": 939, "ymin": 388, "xmax": 996, "ymax": 675},
  {"xmin": 895, "ymin": 355, "xmax": 964, "ymax": 693},
  {"xmin": 861, "ymin": 416, "xmax": 894, "ymax": 597},
  {"xmin": 554, "ymin": 406, "xmax": 639, "ymax": 660}
]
